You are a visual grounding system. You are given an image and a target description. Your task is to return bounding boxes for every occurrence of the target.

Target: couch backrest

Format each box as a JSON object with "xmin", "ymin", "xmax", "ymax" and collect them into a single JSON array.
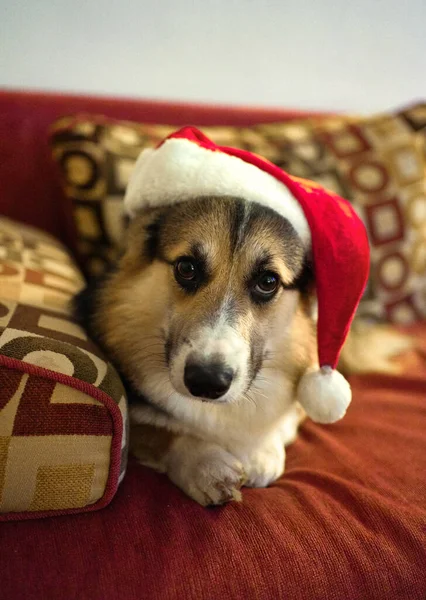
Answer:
[{"xmin": 0, "ymin": 89, "xmax": 328, "ymax": 252}]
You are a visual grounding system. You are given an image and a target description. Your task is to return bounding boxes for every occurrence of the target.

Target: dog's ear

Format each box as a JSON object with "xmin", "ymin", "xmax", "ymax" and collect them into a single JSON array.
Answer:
[
  {"xmin": 292, "ymin": 258, "xmax": 316, "ymax": 319},
  {"xmin": 73, "ymin": 264, "xmax": 116, "ymax": 345},
  {"xmin": 295, "ymin": 258, "xmax": 314, "ymax": 296},
  {"xmin": 120, "ymin": 208, "xmax": 166, "ymax": 270}
]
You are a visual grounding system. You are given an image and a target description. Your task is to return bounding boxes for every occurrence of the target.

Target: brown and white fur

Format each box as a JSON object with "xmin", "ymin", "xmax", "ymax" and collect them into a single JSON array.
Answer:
[{"xmin": 75, "ymin": 196, "xmax": 411, "ymax": 506}]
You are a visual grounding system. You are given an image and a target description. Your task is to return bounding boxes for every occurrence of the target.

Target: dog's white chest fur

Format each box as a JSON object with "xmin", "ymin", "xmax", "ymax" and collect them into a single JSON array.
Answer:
[{"xmin": 131, "ymin": 365, "xmax": 303, "ymax": 500}]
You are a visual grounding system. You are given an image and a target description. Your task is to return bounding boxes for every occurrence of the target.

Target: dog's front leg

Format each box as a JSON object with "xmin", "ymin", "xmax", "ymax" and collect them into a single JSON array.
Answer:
[
  {"xmin": 131, "ymin": 423, "xmax": 246, "ymax": 505},
  {"xmin": 166, "ymin": 435, "xmax": 247, "ymax": 506},
  {"xmin": 233, "ymin": 403, "xmax": 305, "ymax": 489},
  {"xmin": 235, "ymin": 434, "xmax": 286, "ymax": 489}
]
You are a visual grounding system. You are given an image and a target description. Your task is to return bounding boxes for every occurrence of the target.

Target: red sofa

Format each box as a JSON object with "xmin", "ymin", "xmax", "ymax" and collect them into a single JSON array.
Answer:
[{"xmin": 0, "ymin": 89, "xmax": 425, "ymax": 600}]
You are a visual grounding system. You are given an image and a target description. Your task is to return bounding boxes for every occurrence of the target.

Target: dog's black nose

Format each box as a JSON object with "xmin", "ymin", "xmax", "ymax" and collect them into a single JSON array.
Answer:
[{"xmin": 184, "ymin": 362, "xmax": 234, "ymax": 399}]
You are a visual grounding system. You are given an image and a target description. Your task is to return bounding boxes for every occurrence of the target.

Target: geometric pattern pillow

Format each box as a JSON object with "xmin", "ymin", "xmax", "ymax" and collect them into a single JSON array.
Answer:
[
  {"xmin": 255, "ymin": 104, "xmax": 426, "ymax": 324},
  {"xmin": 0, "ymin": 217, "xmax": 128, "ymax": 520},
  {"xmin": 49, "ymin": 104, "xmax": 426, "ymax": 323}
]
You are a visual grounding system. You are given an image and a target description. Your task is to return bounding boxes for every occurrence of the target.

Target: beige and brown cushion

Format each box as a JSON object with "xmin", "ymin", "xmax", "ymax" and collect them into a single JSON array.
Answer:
[
  {"xmin": 49, "ymin": 105, "xmax": 426, "ymax": 323},
  {"xmin": 0, "ymin": 217, "xmax": 128, "ymax": 519},
  {"xmin": 255, "ymin": 105, "xmax": 426, "ymax": 323}
]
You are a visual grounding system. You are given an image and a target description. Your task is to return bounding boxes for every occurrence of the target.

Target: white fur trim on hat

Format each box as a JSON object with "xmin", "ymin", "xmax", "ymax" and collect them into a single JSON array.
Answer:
[
  {"xmin": 297, "ymin": 366, "xmax": 352, "ymax": 424},
  {"xmin": 124, "ymin": 138, "xmax": 311, "ymax": 246}
]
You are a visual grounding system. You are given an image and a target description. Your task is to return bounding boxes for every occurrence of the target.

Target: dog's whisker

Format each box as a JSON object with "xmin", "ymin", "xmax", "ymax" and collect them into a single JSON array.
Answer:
[
  {"xmin": 242, "ymin": 391, "xmax": 258, "ymax": 410},
  {"xmin": 251, "ymin": 390, "xmax": 269, "ymax": 402}
]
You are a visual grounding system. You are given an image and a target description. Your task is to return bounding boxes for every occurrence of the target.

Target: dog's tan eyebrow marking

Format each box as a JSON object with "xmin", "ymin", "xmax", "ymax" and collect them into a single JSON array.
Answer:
[
  {"xmin": 190, "ymin": 242, "xmax": 208, "ymax": 266},
  {"xmin": 249, "ymin": 254, "xmax": 274, "ymax": 276},
  {"xmin": 282, "ymin": 259, "xmax": 312, "ymax": 291},
  {"xmin": 248, "ymin": 254, "xmax": 294, "ymax": 287},
  {"xmin": 162, "ymin": 243, "xmax": 209, "ymax": 263}
]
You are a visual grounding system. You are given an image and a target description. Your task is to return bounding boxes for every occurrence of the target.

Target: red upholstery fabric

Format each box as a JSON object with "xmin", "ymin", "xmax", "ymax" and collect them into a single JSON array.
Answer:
[
  {"xmin": 1, "ymin": 325, "xmax": 425, "ymax": 600},
  {"xmin": 0, "ymin": 89, "xmax": 326, "ymax": 255}
]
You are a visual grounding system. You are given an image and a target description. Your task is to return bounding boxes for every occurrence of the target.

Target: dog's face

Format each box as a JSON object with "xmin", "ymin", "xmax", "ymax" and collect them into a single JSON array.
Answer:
[{"xmin": 100, "ymin": 197, "xmax": 312, "ymax": 406}]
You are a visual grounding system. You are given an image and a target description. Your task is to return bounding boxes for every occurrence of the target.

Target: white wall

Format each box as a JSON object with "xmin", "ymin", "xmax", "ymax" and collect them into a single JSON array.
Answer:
[{"xmin": 1, "ymin": 0, "xmax": 425, "ymax": 113}]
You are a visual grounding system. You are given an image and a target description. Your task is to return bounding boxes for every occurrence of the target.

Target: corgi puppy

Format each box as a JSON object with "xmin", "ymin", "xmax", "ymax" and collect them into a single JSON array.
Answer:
[{"xmin": 75, "ymin": 195, "xmax": 410, "ymax": 506}]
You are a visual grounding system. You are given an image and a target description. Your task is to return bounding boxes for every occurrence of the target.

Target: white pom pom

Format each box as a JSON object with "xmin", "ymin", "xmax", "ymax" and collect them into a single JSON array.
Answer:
[{"xmin": 297, "ymin": 366, "xmax": 352, "ymax": 424}]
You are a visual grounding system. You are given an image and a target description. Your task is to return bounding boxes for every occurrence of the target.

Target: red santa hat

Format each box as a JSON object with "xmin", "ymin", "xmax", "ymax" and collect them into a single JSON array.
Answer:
[{"xmin": 124, "ymin": 126, "xmax": 370, "ymax": 424}]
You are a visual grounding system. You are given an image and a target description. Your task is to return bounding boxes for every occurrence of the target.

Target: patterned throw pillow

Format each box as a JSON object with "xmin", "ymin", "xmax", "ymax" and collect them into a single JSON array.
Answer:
[
  {"xmin": 50, "ymin": 105, "xmax": 426, "ymax": 323},
  {"xmin": 255, "ymin": 105, "xmax": 426, "ymax": 324},
  {"xmin": 0, "ymin": 217, "xmax": 128, "ymax": 519}
]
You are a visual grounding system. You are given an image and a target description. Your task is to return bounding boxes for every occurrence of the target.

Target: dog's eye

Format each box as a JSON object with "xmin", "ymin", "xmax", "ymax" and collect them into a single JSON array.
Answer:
[
  {"xmin": 252, "ymin": 272, "xmax": 279, "ymax": 300},
  {"xmin": 174, "ymin": 257, "xmax": 198, "ymax": 285}
]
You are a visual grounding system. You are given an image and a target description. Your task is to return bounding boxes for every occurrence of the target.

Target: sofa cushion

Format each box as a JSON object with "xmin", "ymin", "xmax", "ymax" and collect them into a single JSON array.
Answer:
[
  {"xmin": 0, "ymin": 218, "xmax": 128, "ymax": 519},
  {"xmin": 49, "ymin": 105, "xmax": 426, "ymax": 323},
  {"xmin": 1, "ymin": 324, "xmax": 425, "ymax": 599}
]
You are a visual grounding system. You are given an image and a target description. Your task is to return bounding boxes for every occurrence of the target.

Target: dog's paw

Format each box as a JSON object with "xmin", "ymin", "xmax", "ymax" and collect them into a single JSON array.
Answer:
[
  {"xmin": 243, "ymin": 438, "xmax": 285, "ymax": 488},
  {"xmin": 167, "ymin": 437, "xmax": 246, "ymax": 506}
]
